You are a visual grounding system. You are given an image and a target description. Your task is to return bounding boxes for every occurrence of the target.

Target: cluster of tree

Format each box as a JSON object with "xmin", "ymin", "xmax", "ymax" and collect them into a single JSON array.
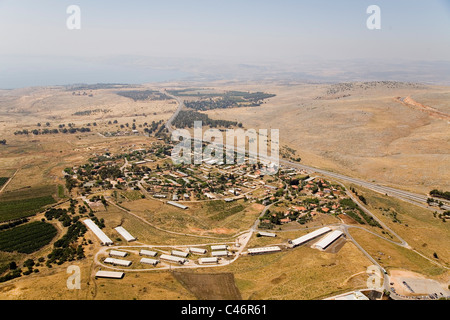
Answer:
[
  {"xmin": 143, "ymin": 120, "xmax": 165, "ymax": 135},
  {"xmin": 44, "ymin": 206, "xmax": 88, "ymax": 266},
  {"xmin": 73, "ymin": 109, "xmax": 109, "ymax": 116},
  {"xmin": 0, "ymin": 218, "xmax": 29, "ymax": 231},
  {"xmin": 183, "ymin": 91, "xmax": 275, "ymax": 111},
  {"xmin": 14, "ymin": 127, "xmax": 92, "ymax": 135},
  {"xmin": 173, "ymin": 110, "xmax": 242, "ymax": 129},
  {"xmin": 430, "ymin": 189, "xmax": 450, "ymax": 201},
  {"xmin": 45, "ymin": 208, "xmax": 73, "ymax": 227},
  {"xmin": 98, "ymin": 165, "xmax": 122, "ymax": 180},
  {"xmin": 339, "ymin": 198, "xmax": 381, "ymax": 228},
  {"xmin": 72, "ymin": 91, "xmax": 93, "ymax": 97},
  {"xmin": 0, "ymin": 265, "xmax": 22, "ymax": 283},
  {"xmin": 350, "ymin": 187, "xmax": 367, "ymax": 205},
  {"xmin": 117, "ymin": 90, "xmax": 172, "ymax": 101}
]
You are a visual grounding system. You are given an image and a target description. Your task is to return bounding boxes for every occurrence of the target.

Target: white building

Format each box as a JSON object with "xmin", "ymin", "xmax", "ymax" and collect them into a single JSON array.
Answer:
[
  {"xmin": 95, "ymin": 270, "xmax": 124, "ymax": 279},
  {"xmin": 114, "ymin": 226, "xmax": 136, "ymax": 242},
  {"xmin": 313, "ymin": 230, "xmax": 344, "ymax": 250},
  {"xmin": 140, "ymin": 258, "xmax": 159, "ymax": 266},
  {"xmin": 198, "ymin": 257, "xmax": 219, "ymax": 264},
  {"xmin": 103, "ymin": 257, "xmax": 132, "ymax": 267},
  {"xmin": 167, "ymin": 201, "xmax": 188, "ymax": 210},
  {"xmin": 160, "ymin": 254, "xmax": 187, "ymax": 264},
  {"xmin": 291, "ymin": 227, "xmax": 331, "ymax": 247},
  {"xmin": 139, "ymin": 249, "xmax": 158, "ymax": 257},
  {"xmin": 189, "ymin": 247, "xmax": 207, "ymax": 255},
  {"xmin": 258, "ymin": 231, "xmax": 277, "ymax": 238},
  {"xmin": 247, "ymin": 246, "xmax": 281, "ymax": 255},
  {"xmin": 83, "ymin": 219, "xmax": 113, "ymax": 246},
  {"xmin": 109, "ymin": 250, "xmax": 128, "ymax": 257},
  {"xmin": 211, "ymin": 250, "xmax": 229, "ymax": 257},
  {"xmin": 211, "ymin": 245, "xmax": 228, "ymax": 251},
  {"xmin": 171, "ymin": 250, "xmax": 189, "ymax": 258}
]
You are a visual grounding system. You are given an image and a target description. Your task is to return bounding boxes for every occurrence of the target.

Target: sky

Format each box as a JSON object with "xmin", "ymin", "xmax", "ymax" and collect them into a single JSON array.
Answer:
[{"xmin": 0, "ymin": 0, "xmax": 449, "ymax": 88}]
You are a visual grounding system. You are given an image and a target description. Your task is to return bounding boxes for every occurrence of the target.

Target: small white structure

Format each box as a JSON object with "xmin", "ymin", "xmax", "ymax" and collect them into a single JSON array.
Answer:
[
  {"xmin": 248, "ymin": 246, "xmax": 281, "ymax": 255},
  {"xmin": 333, "ymin": 291, "xmax": 369, "ymax": 300},
  {"xmin": 189, "ymin": 247, "xmax": 207, "ymax": 255},
  {"xmin": 114, "ymin": 226, "xmax": 136, "ymax": 242},
  {"xmin": 83, "ymin": 219, "xmax": 113, "ymax": 246},
  {"xmin": 95, "ymin": 270, "xmax": 124, "ymax": 279},
  {"xmin": 198, "ymin": 257, "xmax": 219, "ymax": 264},
  {"xmin": 211, "ymin": 250, "xmax": 229, "ymax": 257},
  {"xmin": 313, "ymin": 230, "xmax": 344, "ymax": 250},
  {"xmin": 211, "ymin": 245, "xmax": 228, "ymax": 251},
  {"xmin": 139, "ymin": 249, "xmax": 158, "ymax": 257},
  {"xmin": 160, "ymin": 254, "xmax": 187, "ymax": 264},
  {"xmin": 291, "ymin": 227, "xmax": 331, "ymax": 247},
  {"xmin": 109, "ymin": 250, "xmax": 128, "ymax": 257},
  {"xmin": 103, "ymin": 257, "xmax": 132, "ymax": 267},
  {"xmin": 167, "ymin": 201, "xmax": 188, "ymax": 210},
  {"xmin": 258, "ymin": 231, "xmax": 277, "ymax": 237},
  {"xmin": 171, "ymin": 250, "xmax": 189, "ymax": 258},
  {"xmin": 140, "ymin": 258, "xmax": 159, "ymax": 266}
]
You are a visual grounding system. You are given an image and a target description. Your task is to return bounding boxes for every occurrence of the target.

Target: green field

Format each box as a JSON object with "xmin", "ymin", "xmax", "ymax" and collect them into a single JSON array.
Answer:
[
  {"xmin": 0, "ymin": 195, "xmax": 56, "ymax": 222},
  {"xmin": 0, "ymin": 221, "xmax": 57, "ymax": 254}
]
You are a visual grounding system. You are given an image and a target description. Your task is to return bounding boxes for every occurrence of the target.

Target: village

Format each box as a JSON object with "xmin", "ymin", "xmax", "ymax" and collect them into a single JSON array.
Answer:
[{"xmin": 62, "ymin": 138, "xmax": 362, "ymax": 232}]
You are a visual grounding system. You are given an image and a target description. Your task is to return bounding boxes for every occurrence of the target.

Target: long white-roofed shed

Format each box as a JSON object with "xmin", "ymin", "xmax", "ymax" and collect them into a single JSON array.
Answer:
[
  {"xmin": 95, "ymin": 270, "xmax": 124, "ymax": 279},
  {"xmin": 291, "ymin": 227, "xmax": 331, "ymax": 247},
  {"xmin": 248, "ymin": 246, "xmax": 281, "ymax": 255},
  {"xmin": 104, "ymin": 257, "xmax": 132, "ymax": 267},
  {"xmin": 171, "ymin": 250, "xmax": 189, "ymax": 258},
  {"xmin": 313, "ymin": 230, "xmax": 344, "ymax": 250},
  {"xmin": 140, "ymin": 258, "xmax": 159, "ymax": 266},
  {"xmin": 83, "ymin": 219, "xmax": 113, "ymax": 245},
  {"xmin": 211, "ymin": 244, "xmax": 228, "ymax": 251},
  {"xmin": 198, "ymin": 257, "xmax": 219, "ymax": 264},
  {"xmin": 189, "ymin": 247, "xmax": 207, "ymax": 255},
  {"xmin": 139, "ymin": 249, "xmax": 158, "ymax": 257},
  {"xmin": 160, "ymin": 254, "xmax": 187, "ymax": 264},
  {"xmin": 114, "ymin": 226, "xmax": 136, "ymax": 242},
  {"xmin": 211, "ymin": 250, "xmax": 229, "ymax": 257},
  {"xmin": 109, "ymin": 250, "xmax": 128, "ymax": 257}
]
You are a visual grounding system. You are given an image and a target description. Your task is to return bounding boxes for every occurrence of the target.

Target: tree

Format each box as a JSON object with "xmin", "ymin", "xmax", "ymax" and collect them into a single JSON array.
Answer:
[
  {"xmin": 0, "ymin": 139, "xmax": 6, "ymax": 145},
  {"xmin": 9, "ymin": 261, "xmax": 17, "ymax": 270},
  {"xmin": 23, "ymin": 259, "xmax": 35, "ymax": 268}
]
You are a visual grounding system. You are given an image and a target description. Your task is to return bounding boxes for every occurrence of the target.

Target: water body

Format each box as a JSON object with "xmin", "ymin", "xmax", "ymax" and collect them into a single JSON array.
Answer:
[{"xmin": 0, "ymin": 55, "xmax": 193, "ymax": 89}]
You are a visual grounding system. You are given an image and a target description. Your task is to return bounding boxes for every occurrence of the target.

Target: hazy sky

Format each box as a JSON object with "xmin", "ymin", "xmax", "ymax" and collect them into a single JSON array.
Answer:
[{"xmin": 0, "ymin": 0, "xmax": 449, "ymax": 87}]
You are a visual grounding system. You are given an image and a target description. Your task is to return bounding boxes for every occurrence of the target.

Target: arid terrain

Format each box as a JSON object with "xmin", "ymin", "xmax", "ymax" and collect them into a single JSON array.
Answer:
[
  {"xmin": 196, "ymin": 81, "xmax": 450, "ymax": 194},
  {"xmin": 0, "ymin": 81, "xmax": 448, "ymax": 300}
]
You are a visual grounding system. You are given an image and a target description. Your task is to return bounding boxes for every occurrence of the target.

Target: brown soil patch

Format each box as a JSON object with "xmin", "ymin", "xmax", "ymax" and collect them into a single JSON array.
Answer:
[
  {"xmin": 173, "ymin": 271, "xmax": 242, "ymax": 300},
  {"xmin": 338, "ymin": 214, "xmax": 358, "ymax": 225}
]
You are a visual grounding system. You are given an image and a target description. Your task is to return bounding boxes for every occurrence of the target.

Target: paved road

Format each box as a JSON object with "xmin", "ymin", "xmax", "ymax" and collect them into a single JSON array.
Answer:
[
  {"xmin": 164, "ymin": 91, "xmax": 184, "ymax": 132},
  {"xmin": 163, "ymin": 92, "xmax": 449, "ymax": 211}
]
